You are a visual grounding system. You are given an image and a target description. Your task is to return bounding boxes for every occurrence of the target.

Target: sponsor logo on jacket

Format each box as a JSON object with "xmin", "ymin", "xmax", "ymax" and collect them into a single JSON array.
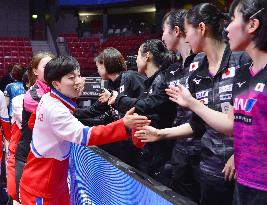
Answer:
[
  {"xmin": 221, "ymin": 102, "xmax": 231, "ymax": 113},
  {"xmin": 193, "ymin": 78, "xmax": 201, "ymax": 84},
  {"xmin": 220, "ymin": 94, "xmax": 232, "ymax": 101},
  {"xmin": 255, "ymin": 83, "xmax": 265, "ymax": 92},
  {"xmin": 169, "ymin": 80, "xmax": 180, "ymax": 87},
  {"xmin": 219, "ymin": 84, "xmax": 233, "ymax": 93},
  {"xmin": 236, "ymin": 81, "xmax": 246, "ymax": 88},
  {"xmin": 199, "ymin": 98, "xmax": 208, "ymax": 105},
  {"xmin": 234, "ymin": 97, "xmax": 257, "ymax": 112},
  {"xmin": 196, "ymin": 91, "xmax": 209, "ymax": 99}
]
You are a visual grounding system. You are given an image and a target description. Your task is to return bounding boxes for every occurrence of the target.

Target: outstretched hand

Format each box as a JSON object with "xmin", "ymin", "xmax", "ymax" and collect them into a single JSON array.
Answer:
[
  {"xmin": 123, "ymin": 107, "xmax": 151, "ymax": 129},
  {"xmin": 134, "ymin": 126, "xmax": 161, "ymax": 143},
  {"xmin": 99, "ymin": 88, "xmax": 111, "ymax": 103},
  {"xmin": 108, "ymin": 91, "xmax": 118, "ymax": 105},
  {"xmin": 165, "ymin": 85, "xmax": 194, "ymax": 108}
]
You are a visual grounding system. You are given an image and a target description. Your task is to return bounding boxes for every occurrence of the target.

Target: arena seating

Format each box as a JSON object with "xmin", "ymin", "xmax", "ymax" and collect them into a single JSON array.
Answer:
[
  {"xmin": 60, "ymin": 32, "xmax": 161, "ymax": 75},
  {"xmin": 59, "ymin": 33, "xmax": 99, "ymax": 74},
  {"xmin": 100, "ymin": 35, "xmax": 145, "ymax": 56},
  {"xmin": 0, "ymin": 37, "xmax": 32, "ymax": 76}
]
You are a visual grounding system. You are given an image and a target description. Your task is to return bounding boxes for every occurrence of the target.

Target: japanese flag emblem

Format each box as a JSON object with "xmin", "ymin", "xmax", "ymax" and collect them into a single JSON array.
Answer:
[
  {"xmin": 189, "ymin": 62, "xmax": 199, "ymax": 72},
  {"xmin": 222, "ymin": 67, "xmax": 235, "ymax": 79}
]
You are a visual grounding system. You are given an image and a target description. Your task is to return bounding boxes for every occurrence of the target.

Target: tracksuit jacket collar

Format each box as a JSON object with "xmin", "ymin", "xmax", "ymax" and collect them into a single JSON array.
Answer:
[{"xmin": 50, "ymin": 88, "xmax": 77, "ymax": 112}]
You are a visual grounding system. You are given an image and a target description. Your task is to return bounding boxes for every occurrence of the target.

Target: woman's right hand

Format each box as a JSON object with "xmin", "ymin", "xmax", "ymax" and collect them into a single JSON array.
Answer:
[
  {"xmin": 99, "ymin": 88, "xmax": 111, "ymax": 103},
  {"xmin": 165, "ymin": 85, "xmax": 195, "ymax": 108},
  {"xmin": 134, "ymin": 126, "xmax": 162, "ymax": 143},
  {"xmin": 222, "ymin": 154, "xmax": 236, "ymax": 181},
  {"xmin": 123, "ymin": 107, "xmax": 151, "ymax": 129},
  {"xmin": 108, "ymin": 91, "xmax": 118, "ymax": 105}
]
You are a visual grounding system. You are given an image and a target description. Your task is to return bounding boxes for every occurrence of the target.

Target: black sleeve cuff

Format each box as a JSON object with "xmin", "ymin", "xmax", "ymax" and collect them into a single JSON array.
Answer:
[{"xmin": 188, "ymin": 114, "xmax": 206, "ymax": 138}]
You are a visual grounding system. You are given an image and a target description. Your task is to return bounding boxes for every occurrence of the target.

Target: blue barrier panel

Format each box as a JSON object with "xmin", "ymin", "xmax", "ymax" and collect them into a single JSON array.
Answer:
[{"xmin": 69, "ymin": 144, "xmax": 197, "ymax": 205}]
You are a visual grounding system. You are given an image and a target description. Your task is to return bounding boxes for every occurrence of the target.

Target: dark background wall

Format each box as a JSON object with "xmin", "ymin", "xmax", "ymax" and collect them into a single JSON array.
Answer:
[
  {"xmin": 0, "ymin": 0, "xmax": 230, "ymax": 38},
  {"xmin": 0, "ymin": 0, "xmax": 30, "ymax": 37}
]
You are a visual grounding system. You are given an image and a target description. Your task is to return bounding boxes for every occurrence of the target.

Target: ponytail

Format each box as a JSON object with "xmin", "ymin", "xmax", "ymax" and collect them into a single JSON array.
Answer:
[
  {"xmin": 186, "ymin": 3, "xmax": 228, "ymax": 41},
  {"xmin": 141, "ymin": 39, "xmax": 177, "ymax": 71},
  {"xmin": 160, "ymin": 51, "xmax": 177, "ymax": 70}
]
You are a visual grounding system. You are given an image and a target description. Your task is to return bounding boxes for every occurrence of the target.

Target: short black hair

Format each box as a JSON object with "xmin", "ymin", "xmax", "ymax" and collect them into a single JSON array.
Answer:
[
  {"xmin": 230, "ymin": 0, "xmax": 267, "ymax": 52},
  {"xmin": 162, "ymin": 9, "xmax": 188, "ymax": 35},
  {"xmin": 186, "ymin": 3, "xmax": 228, "ymax": 41},
  {"xmin": 44, "ymin": 56, "xmax": 80, "ymax": 87},
  {"xmin": 94, "ymin": 47, "xmax": 126, "ymax": 74}
]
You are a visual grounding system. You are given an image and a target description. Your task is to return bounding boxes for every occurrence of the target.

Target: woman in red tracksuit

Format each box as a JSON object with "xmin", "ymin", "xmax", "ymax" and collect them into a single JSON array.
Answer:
[
  {"xmin": 7, "ymin": 52, "xmax": 54, "ymax": 202},
  {"xmin": 19, "ymin": 56, "xmax": 150, "ymax": 205},
  {"xmin": 0, "ymin": 90, "xmax": 11, "ymax": 204},
  {"xmin": 0, "ymin": 91, "xmax": 11, "ymax": 168},
  {"xmin": 7, "ymin": 88, "xmax": 25, "ymax": 204}
]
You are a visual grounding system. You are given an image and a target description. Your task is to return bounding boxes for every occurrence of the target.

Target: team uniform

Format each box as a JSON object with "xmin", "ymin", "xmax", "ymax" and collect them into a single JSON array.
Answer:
[
  {"xmin": 232, "ymin": 63, "xmax": 267, "ymax": 204},
  {"xmin": 75, "ymin": 70, "xmax": 146, "ymax": 166},
  {"xmin": 188, "ymin": 46, "xmax": 251, "ymax": 205},
  {"xmin": 6, "ymin": 94, "xmax": 24, "ymax": 201},
  {"xmin": 20, "ymin": 88, "xmax": 130, "ymax": 204},
  {"xmin": 15, "ymin": 80, "xmax": 50, "ymax": 200},
  {"xmin": 163, "ymin": 53, "xmax": 204, "ymax": 201},
  {"xmin": 0, "ymin": 90, "xmax": 11, "ymax": 204},
  {"xmin": 4, "ymin": 81, "xmax": 26, "ymax": 117},
  {"xmin": 0, "ymin": 91, "xmax": 11, "ymax": 160},
  {"xmin": 114, "ymin": 69, "xmax": 177, "ymax": 183}
]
